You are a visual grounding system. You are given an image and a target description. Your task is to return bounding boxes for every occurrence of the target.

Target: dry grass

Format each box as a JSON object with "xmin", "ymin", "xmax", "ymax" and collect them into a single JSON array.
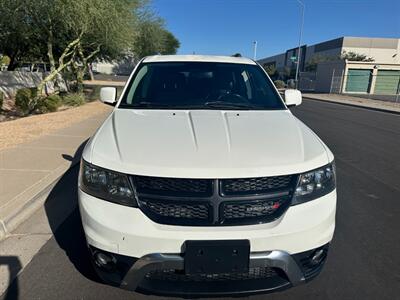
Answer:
[{"xmin": 0, "ymin": 101, "xmax": 112, "ymax": 150}]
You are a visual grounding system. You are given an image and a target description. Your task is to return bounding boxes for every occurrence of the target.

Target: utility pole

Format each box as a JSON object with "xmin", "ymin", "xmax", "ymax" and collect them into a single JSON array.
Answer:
[
  {"xmin": 295, "ymin": 0, "xmax": 305, "ymax": 89},
  {"xmin": 253, "ymin": 41, "xmax": 258, "ymax": 60}
]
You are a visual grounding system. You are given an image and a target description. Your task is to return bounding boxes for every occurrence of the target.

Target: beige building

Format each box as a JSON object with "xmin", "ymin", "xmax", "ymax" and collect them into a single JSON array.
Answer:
[
  {"xmin": 258, "ymin": 36, "xmax": 400, "ymax": 72},
  {"xmin": 258, "ymin": 37, "xmax": 400, "ymax": 95},
  {"xmin": 315, "ymin": 60, "xmax": 400, "ymax": 94}
]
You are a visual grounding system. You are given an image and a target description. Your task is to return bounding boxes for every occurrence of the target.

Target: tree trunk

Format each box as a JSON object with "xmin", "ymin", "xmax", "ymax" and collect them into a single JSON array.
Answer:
[
  {"xmin": 88, "ymin": 63, "xmax": 95, "ymax": 81},
  {"xmin": 47, "ymin": 31, "xmax": 56, "ymax": 72},
  {"xmin": 36, "ymin": 37, "xmax": 81, "ymax": 95},
  {"xmin": 45, "ymin": 27, "xmax": 61, "ymax": 95},
  {"xmin": 76, "ymin": 67, "xmax": 85, "ymax": 93},
  {"xmin": 7, "ymin": 54, "xmax": 18, "ymax": 71},
  {"xmin": 73, "ymin": 44, "xmax": 101, "ymax": 93}
]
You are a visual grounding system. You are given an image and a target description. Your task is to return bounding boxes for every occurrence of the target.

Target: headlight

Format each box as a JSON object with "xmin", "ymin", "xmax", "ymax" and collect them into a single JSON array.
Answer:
[
  {"xmin": 292, "ymin": 162, "xmax": 336, "ymax": 205},
  {"xmin": 79, "ymin": 160, "xmax": 137, "ymax": 207}
]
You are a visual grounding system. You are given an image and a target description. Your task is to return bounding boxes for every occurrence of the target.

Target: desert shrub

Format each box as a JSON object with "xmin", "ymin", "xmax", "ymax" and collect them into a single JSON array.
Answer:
[
  {"xmin": 15, "ymin": 88, "xmax": 37, "ymax": 114},
  {"xmin": 0, "ymin": 91, "xmax": 3, "ymax": 110},
  {"xmin": 87, "ymin": 86, "xmax": 101, "ymax": 101},
  {"xmin": 62, "ymin": 93, "xmax": 86, "ymax": 107},
  {"xmin": 274, "ymin": 80, "xmax": 286, "ymax": 89},
  {"xmin": 37, "ymin": 95, "xmax": 62, "ymax": 113}
]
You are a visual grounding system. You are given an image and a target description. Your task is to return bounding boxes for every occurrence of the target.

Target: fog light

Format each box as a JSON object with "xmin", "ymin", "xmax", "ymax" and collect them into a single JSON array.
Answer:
[
  {"xmin": 94, "ymin": 251, "xmax": 117, "ymax": 272},
  {"xmin": 310, "ymin": 249, "xmax": 325, "ymax": 265}
]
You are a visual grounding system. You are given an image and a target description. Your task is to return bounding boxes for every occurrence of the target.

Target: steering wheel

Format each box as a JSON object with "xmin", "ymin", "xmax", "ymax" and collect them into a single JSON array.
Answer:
[{"xmin": 217, "ymin": 92, "xmax": 250, "ymax": 104}]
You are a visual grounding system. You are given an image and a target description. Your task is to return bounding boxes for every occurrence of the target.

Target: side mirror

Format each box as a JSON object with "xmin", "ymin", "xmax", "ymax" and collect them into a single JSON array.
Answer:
[
  {"xmin": 284, "ymin": 89, "xmax": 302, "ymax": 107},
  {"xmin": 100, "ymin": 87, "xmax": 117, "ymax": 106}
]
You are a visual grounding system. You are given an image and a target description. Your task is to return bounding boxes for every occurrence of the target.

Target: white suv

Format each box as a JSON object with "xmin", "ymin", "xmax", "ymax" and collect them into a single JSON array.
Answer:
[{"xmin": 78, "ymin": 55, "xmax": 336, "ymax": 297}]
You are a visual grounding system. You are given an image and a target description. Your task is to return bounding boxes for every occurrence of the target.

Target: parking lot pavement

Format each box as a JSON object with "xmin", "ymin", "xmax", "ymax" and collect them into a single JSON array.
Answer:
[{"xmin": 1, "ymin": 98, "xmax": 400, "ymax": 300}]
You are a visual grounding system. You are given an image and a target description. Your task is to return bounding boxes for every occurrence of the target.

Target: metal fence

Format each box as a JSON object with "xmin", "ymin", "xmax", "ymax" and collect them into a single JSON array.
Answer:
[
  {"xmin": 298, "ymin": 72, "xmax": 316, "ymax": 92},
  {"xmin": 298, "ymin": 70, "xmax": 400, "ymax": 102},
  {"xmin": 330, "ymin": 73, "xmax": 400, "ymax": 102}
]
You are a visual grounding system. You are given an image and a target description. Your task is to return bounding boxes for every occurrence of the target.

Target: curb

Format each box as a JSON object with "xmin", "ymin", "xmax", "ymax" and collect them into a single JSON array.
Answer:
[
  {"xmin": 303, "ymin": 97, "xmax": 400, "ymax": 115},
  {"xmin": 0, "ymin": 159, "xmax": 80, "ymax": 241}
]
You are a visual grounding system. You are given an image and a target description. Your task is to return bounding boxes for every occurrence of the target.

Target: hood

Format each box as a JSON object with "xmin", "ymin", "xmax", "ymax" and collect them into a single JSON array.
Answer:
[{"xmin": 84, "ymin": 109, "xmax": 330, "ymax": 178}]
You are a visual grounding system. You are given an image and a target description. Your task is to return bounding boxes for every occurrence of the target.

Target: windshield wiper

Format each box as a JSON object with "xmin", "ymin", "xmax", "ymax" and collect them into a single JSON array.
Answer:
[
  {"xmin": 204, "ymin": 101, "xmax": 254, "ymax": 110},
  {"xmin": 130, "ymin": 101, "xmax": 182, "ymax": 109}
]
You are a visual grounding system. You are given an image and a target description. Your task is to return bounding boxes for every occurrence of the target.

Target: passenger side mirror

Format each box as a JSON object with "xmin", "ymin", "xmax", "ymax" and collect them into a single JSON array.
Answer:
[
  {"xmin": 100, "ymin": 87, "xmax": 117, "ymax": 106},
  {"xmin": 284, "ymin": 89, "xmax": 302, "ymax": 107}
]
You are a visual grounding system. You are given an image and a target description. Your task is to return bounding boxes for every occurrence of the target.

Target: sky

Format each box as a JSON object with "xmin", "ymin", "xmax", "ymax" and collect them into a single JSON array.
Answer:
[{"xmin": 152, "ymin": 0, "xmax": 400, "ymax": 59}]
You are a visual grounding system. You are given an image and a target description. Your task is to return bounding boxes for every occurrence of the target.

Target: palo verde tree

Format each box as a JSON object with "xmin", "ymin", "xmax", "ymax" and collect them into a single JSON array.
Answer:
[
  {"xmin": 0, "ymin": 0, "xmax": 180, "ymax": 96},
  {"xmin": 24, "ymin": 0, "xmax": 141, "ymax": 94}
]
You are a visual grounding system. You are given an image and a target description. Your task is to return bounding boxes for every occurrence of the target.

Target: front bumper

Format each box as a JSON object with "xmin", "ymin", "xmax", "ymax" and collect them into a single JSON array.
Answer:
[
  {"xmin": 90, "ymin": 244, "xmax": 329, "ymax": 296},
  {"xmin": 78, "ymin": 189, "xmax": 336, "ymax": 257},
  {"xmin": 78, "ymin": 188, "xmax": 335, "ymax": 296}
]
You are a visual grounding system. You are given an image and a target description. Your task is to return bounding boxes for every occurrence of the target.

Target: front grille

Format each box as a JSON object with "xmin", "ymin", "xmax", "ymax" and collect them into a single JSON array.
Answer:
[
  {"xmin": 145, "ymin": 267, "xmax": 278, "ymax": 282},
  {"xmin": 132, "ymin": 175, "xmax": 298, "ymax": 226},
  {"xmin": 140, "ymin": 199, "xmax": 211, "ymax": 225},
  {"xmin": 221, "ymin": 176, "xmax": 293, "ymax": 196},
  {"xmin": 221, "ymin": 197, "xmax": 290, "ymax": 225},
  {"xmin": 133, "ymin": 176, "xmax": 212, "ymax": 196}
]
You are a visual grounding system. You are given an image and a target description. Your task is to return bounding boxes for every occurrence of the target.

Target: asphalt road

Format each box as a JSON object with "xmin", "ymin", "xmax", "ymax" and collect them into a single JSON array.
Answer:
[{"xmin": 2, "ymin": 99, "xmax": 400, "ymax": 300}]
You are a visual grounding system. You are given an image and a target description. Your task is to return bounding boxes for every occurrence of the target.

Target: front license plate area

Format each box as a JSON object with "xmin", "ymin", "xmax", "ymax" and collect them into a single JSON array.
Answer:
[{"xmin": 184, "ymin": 240, "xmax": 250, "ymax": 275}]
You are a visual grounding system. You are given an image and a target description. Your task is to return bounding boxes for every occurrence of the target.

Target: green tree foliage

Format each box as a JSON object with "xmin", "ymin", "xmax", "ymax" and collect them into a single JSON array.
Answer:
[
  {"xmin": 0, "ymin": 0, "xmax": 41, "ymax": 70},
  {"xmin": 0, "ymin": 0, "xmax": 180, "ymax": 93},
  {"xmin": 160, "ymin": 31, "xmax": 180, "ymax": 55},
  {"xmin": 340, "ymin": 50, "xmax": 374, "ymax": 62},
  {"xmin": 263, "ymin": 64, "xmax": 277, "ymax": 77},
  {"xmin": 62, "ymin": 93, "xmax": 86, "ymax": 107},
  {"xmin": 133, "ymin": 10, "xmax": 180, "ymax": 59},
  {"xmin": 305, "ymin": 54, "xmax": 336, "ymax": 72},
  {"xmin": 37, "ymin": 95, "xmax": 62, "ymax": 113},
  {"xmin": 1, "ymin": 55, "xmax": 11, "ymax": 66},
  {"xmin": 15, "ymin": 88, "xmax": 37, "ymax": 114},
  {"xmin": 274, "ymin": 80, "xmax": 286, "ymax": 89},
  {"xmin": 305, "ymin": 51, "xmax": 375, "ymax": 72}
]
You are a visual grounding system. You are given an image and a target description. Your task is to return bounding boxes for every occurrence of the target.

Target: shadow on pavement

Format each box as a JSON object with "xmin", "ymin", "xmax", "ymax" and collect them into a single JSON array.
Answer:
[
  {"xmin": 2, "ymin": 141, "xmax": 101, "ymax": 300},
  {"xmin": 0, "ymin": 256, "xmax": 21, "ymax": 300},
  {"xmin": 42, "ymin": 141, "xmax": 100, "ymax": 283}
]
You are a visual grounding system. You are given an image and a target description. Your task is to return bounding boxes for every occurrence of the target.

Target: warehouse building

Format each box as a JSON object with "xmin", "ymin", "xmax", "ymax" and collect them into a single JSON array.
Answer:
[{"xmin": 258, "ymin": 37, "xmax": 400, "ymax": 95}]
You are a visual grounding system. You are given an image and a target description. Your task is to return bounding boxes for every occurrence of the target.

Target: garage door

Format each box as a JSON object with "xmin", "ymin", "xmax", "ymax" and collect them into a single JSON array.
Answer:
[
  {"xmin": 374, "ymin": 70, "xmax": 400, "ymax": 95},
  {"xmin": 345, "ymin": 69, "xmax": 371, "ymax": 93}
]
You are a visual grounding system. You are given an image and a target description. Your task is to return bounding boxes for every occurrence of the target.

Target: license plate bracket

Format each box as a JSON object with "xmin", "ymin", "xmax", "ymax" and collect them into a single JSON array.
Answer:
[{"xmin": 183, "ymin": 240, "xmax": 250, "ymax": 275}]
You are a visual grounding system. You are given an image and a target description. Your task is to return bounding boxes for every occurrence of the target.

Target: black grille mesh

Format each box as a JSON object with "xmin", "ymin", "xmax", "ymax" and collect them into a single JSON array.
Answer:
[
  {"xmin": 145, "ymin": 267, "xmax": 278, "ymax": 282},
  {"xmin": 223, "ymin": 198, "xmax": 287, "ymax": 220},
  {"xmin": 133, "ymin": 175, "xmax": 296, "ymax": 226},
  {"xmin": 141, "ymin": 200, "xmax": 210, "ymax": 220},
  {"xmin": 134, "ymin": 176, "xmax": 212, "ymax": 196},
  {"xmin": 221, "ymin": 176, "xmax": 293, "ymax": 195}
]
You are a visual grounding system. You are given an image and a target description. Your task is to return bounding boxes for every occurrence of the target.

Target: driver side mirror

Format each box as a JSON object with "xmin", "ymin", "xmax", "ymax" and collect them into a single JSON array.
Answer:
[
  {"xmin": 284, "ymin": 89, "xmax": 302, "ymax": 107},
  {"xmin": 100, "ymin": 87, "xmax": 117, "ymax": 106}
]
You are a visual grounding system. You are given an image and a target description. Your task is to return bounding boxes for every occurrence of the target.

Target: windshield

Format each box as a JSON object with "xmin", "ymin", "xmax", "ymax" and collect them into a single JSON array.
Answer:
[{"xmin": 119, "ymin": 62, "xmax": 286, "ymax": 110}]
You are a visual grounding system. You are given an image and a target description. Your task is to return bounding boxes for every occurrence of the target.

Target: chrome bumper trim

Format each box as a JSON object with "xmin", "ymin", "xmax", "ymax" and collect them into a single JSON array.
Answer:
[{"xmin": 122, "ymin": 250, "xmax": 305, "ymax": 291}]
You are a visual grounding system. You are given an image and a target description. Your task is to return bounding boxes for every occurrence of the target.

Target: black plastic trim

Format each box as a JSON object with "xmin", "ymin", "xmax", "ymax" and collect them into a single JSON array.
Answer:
[{"xmin": 131, "ymin": 175, "xmax": 298, "ymax": 227}]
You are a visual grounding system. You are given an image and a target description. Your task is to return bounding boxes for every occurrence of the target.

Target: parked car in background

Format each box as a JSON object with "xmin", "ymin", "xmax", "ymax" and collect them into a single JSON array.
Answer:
[{"xmin": 78, "ymin": 55, "xmax": 336, "ymax": 297}]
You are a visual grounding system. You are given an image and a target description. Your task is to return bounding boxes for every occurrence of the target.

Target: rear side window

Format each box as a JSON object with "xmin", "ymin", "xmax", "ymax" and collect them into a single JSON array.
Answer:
[{"xmin": 120, "ymin": 62, "xmax": 285, "ymax": 110}]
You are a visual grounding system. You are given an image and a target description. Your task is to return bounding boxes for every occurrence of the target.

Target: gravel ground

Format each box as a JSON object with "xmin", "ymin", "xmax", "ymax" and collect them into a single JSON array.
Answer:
[{"xmin": 0, "ymin": 102, "xmax": 112, "ymax": 150}]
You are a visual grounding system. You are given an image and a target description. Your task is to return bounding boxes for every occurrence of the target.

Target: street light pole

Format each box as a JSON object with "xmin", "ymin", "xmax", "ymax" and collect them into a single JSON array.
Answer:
[
  {"xmin": 253, "ymin": 41, "xmax": 258, "ymax": 60},
  {"xmin": 295, "ymin": 0, "xmax": 305, "ymax": 89}
]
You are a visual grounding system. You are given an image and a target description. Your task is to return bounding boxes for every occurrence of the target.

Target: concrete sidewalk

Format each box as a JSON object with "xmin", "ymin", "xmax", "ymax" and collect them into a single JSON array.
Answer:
[
  {"xmin": 0, "ymin": 109, "xmax": 111, "ymax": 240},
  {"xmin": 303, "ymin": 93, "xmax": 400, "ymax": 114}
]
